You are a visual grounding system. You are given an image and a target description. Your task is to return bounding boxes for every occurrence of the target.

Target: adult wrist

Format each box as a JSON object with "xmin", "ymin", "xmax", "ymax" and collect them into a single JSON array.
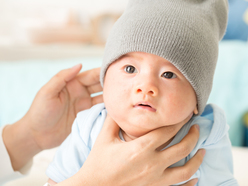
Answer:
[{"xmin": 2, "ymin": 118, "xmax": 41, "ymax": 171}]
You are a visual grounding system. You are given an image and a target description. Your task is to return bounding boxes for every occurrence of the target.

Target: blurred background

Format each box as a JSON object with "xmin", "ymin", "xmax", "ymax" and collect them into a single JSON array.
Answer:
[
  {"xmin": 0, "ymin": 0, "xmax": 248, "ymax": 185},
  {"xmin": 0, "ymin": 0, "xmax": 126, "ymax": 46}
]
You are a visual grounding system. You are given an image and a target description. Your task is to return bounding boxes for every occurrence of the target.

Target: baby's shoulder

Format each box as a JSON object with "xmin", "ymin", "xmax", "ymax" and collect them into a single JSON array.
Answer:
[
  {"xmin": 76, "ymin": 103, "xmax": 106, "ymax": 122},
  {"xmin": 189, "ymin": 103, "xmax": 229, "ymax": 146},
  {"xmin": 72, "ymin": 103, "xmax": 107, "ymax": 148}
]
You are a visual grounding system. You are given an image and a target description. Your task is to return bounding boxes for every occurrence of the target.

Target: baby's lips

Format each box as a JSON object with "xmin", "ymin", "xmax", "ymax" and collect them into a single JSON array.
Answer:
[{"xmin": 133, "ymin": 101, "xmax": 157, "ymax": 112}]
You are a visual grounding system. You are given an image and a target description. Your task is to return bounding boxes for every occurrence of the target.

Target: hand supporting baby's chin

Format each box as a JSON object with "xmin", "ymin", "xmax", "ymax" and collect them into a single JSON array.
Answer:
[{"xmin": 120, "ymin": 125, "xmax": 178, "ymax": 151}]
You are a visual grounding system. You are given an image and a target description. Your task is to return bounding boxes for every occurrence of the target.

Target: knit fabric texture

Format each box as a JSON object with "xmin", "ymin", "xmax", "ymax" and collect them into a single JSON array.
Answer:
[{"xmin": 100, "ymin": 0, "xmax": 228, "ymax": 115}]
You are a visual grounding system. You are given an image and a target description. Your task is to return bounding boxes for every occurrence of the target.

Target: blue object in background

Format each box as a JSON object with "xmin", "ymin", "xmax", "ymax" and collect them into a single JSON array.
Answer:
[
  {"xmin": 243, "ymin": 112, "xmax": 248, "ymax": 146},
  {"xmin": 223, "ymin": 0, "xmax": 248, "ymax": 41}
]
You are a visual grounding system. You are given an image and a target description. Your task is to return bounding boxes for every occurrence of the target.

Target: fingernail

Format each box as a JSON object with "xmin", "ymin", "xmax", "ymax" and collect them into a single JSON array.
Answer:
[
  {"xmin": 71, "ymin": 64, "xmax": 82, "ymax": 70},
  {"xmin": 194, "ymin": 124, "xmax": 200, "ymax": 131},
  {"xmin": 200, "ymin": 149, "xmax": 206, "ymax": 156}
]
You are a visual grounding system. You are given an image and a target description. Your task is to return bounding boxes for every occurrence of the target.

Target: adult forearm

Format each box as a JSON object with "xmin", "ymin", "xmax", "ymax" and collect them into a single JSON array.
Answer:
[{"xmin": 2, "ymin": 117, "xmax": 41, "ymax": 171}]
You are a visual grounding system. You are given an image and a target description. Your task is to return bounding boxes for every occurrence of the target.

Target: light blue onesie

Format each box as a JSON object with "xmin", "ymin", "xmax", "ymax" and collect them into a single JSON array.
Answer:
[{"xmin": 46, "ymin": 103, "xmax": 238, "ymax": 186}]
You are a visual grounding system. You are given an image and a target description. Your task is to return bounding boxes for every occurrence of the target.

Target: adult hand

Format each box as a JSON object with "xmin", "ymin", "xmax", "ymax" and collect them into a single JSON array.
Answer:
[
  {"xmin": 57, "ymin": 116, "xmax": 205, "ymax": 186},
  {"xmin": 25, "ymin": 64, "xmax": 102, "ymax": 150},
  {"xmin": 3, "ymin": 65, "xmax": 103, "ymax": 170}
]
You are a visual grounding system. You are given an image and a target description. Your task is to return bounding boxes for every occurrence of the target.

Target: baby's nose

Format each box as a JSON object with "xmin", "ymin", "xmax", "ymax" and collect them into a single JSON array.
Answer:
[{"xmin": 136, "ymin": 82, "xmax": 158, "ymax": 96}]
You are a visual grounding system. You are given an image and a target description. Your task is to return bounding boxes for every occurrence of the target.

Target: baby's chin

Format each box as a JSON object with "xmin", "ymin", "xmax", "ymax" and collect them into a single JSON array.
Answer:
[
  {"xmin": 121, "ymin": 129, "xmax": 148, "ymax": 141},
  {"xmin": 119, "ymin": 124, "xmax": 154, "ymax": 141},
  {"xmin": 119, "ymin": 118, "xmax": 190, "ymax": 142},
  {"xmin": 112, "ymin": 113, "xmax": 191, "ymax": 141}
]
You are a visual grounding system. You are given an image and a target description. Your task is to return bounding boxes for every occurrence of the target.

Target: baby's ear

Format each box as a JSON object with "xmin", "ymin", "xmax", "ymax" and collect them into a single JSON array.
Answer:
[{"xmin": 193, "ymin": 106, "xmax": 198, "ymax": 115}]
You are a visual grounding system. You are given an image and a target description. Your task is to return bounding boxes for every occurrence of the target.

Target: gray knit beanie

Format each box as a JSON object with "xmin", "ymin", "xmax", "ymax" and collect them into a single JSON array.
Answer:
[{"xmin": 100, "ymin": 0, "xmax": 228, "ymax": 115}]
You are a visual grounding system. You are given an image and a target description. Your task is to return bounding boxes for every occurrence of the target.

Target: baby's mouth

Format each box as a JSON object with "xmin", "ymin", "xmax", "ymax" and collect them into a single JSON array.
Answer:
[
  {"xmin": 134, "ymin": 102, "xmax": 157, "ymax": 112},
  {"xmin": 139, "ymin": 103, "xmax": 151, "ymax": 107}
]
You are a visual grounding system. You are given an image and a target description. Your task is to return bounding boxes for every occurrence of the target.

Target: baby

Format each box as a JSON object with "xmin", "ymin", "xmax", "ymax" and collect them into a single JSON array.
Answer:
[{"xmin": 46, "ymin": 0, "xmax": 238, "ymax": 185}]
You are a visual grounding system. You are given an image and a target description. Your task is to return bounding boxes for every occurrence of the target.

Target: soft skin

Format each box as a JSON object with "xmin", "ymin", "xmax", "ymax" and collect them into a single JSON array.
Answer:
[{"xmin": 103, "ymin": 52, "xmax": 198, "ymax": 141}]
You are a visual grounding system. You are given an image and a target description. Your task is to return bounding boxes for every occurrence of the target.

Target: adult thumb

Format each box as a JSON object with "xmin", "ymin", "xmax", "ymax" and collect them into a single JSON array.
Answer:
[{"xmin": 100, "ymin": 115, "xmax": 120, "ymax": 141}]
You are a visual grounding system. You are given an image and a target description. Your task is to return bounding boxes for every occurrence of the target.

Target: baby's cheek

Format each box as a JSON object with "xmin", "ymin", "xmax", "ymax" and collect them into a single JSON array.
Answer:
[
  {"xmin": 166, "ymin": 93, "xmax": 180, "ymax": 108},
  {"xmin": 164, "ymin": 92, "xmax": 189, "ymax": 117}
]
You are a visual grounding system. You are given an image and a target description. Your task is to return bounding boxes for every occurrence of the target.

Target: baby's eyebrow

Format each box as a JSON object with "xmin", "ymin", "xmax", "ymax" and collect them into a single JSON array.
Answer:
[
  {"xmin": 119, "ymin": 54, "xmax": 177, "ymax": 70},
  {"xmin": 116, "ymin": 54, "xmax": 131, "ymax": 62},
  {"xmin": 119, "ymin": 54, "xmax": 129, "ymax": 60},
  {"xmin": 121, "ymin": 54, "xmax": 145, "ymax": 62}
]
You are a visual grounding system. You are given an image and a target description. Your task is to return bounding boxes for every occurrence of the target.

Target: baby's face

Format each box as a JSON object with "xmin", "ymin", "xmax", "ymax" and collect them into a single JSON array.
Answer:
[{"xmin": 103, "ymin": 52, "xmax": 197, "ymax": 139}]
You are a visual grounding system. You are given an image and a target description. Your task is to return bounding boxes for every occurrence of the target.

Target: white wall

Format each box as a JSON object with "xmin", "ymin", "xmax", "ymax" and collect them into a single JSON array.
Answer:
[
  {"xmin": 0, "ymin": 0, "xmax": 128, "ymax": 17},
  {"xmin": 0, "ymin": 0, "xmax": 129, "ymax": 45}
]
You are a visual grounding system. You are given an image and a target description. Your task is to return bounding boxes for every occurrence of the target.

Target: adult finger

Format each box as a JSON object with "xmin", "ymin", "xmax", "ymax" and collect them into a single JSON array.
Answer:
[
  {"xmin": 87, "ymin": 83, "xmax": 103, "ymax": 94},
  {"xmin": 77, "ymin": 67, "xmax": 101, "ymax": 86},
  {"xmin": 180, "ymin": 179, "xmax": 198, "ymax": 186},
  {"xmin": 74, "ymin": 94, "xmax": 103, "ymax": 112},
  {"xmin": 159, "ymin": 125, "xmax": 200, "ymax": 167},
  {"xmin": 44, "ymin": 64, "xmax": 82, "ymax": 97},
  {"xmin": 133, "ymin": 122, "xmax": 184, "ymax": 151},
  {"xmin": 99, "ymin": 115, "xmax": 121, "ymax": 141},
  {"xmin": 163, "ymin": 149, "xmax": 205, "ymax": 185},
  {"xmin": 133, "ymin": 113, "xmax": 194, "ymax": 151},
  {"xmin": 91, "ymin": 94, "xmax": 103, "ymax": 105}
]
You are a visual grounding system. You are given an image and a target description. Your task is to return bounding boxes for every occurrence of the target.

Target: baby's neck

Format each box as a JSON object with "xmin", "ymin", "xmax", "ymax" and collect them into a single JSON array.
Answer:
[{"xmin": 121, "ymin": 129, "xmax": 175, "ymax": 150}]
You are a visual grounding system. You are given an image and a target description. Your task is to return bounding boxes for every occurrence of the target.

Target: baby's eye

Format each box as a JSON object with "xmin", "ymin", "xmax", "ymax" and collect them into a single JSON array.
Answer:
[
  {"xmin": 124, "ymin": 65, "xmax": 137, "ymax": 73},
  {"xmin": 161, "ymin": 72, "xmax": 177, "ymax": 79}
]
